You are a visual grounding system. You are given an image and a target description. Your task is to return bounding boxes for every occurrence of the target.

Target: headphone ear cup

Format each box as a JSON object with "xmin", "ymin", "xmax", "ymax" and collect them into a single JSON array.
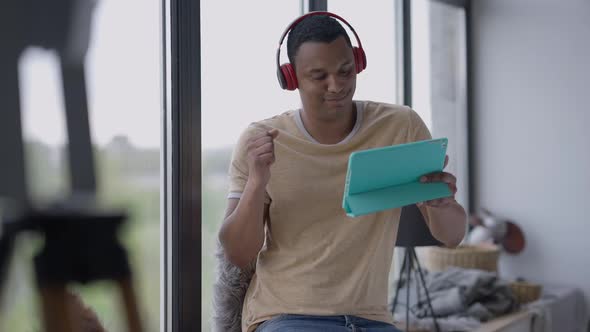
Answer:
[
  {"xmin": 353, "ymin": 47, "xmax": 367, "ymax": 74},
  {"xmin": 277, "ymin": 65, "xmax": 288, "ymax": 90},
  {"xmin": 279, "ymin": 63, "xmax": 298, "ymax": 90}
]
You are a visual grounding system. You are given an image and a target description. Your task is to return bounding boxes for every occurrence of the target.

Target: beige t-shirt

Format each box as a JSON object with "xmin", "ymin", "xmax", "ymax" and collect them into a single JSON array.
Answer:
[{"xmin": 227, "ymin": 101, "xmax": 432, "ymax": 332}]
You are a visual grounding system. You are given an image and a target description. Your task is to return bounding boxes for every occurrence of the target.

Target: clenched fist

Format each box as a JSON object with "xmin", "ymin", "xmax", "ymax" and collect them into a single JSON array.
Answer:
[{"xmin": 247, "ymin": 129, "xmax": 279, "ymax": 186}]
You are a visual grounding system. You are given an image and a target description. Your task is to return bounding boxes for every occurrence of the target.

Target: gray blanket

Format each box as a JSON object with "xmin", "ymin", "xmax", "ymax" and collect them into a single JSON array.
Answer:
[{"xmin": 391, "ymin": 267, "xmax": 518, "ymax": 331}]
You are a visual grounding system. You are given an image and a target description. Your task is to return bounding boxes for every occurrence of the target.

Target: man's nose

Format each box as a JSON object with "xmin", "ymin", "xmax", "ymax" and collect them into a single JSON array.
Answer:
[{"xmin": 326, "ymin": 75, "xmax": 344, "ymax": 93}]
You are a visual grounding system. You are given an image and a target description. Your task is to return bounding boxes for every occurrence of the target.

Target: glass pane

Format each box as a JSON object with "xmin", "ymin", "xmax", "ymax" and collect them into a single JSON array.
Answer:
[
  {"xmin": 329, "ymin": 0, "xmax": 403, "ymax": 310},
  {"xmin": 328, "ymin": 1, "xmax": 400, "ymax": 104},
  {"xmin": 412, "ymin": 0, "xmax": 469, "ymax": 208},
  {"xmin": 1, "ymin": 0, "xmax": 161, "ymax": 331},
  {"xmin": 201, "ymin": 1, "xmax": 301, "ymax": 331},
  {"xmin": 86, "ymin": 1, "xmax": 161, "ymax": 330}
]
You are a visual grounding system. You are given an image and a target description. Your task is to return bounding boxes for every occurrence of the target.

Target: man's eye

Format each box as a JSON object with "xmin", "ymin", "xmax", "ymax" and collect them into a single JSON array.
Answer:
[
  {"xmin": 340, "ymin": 69, "xmax": 352, "ymax": 76},
  {"xmin": 312, "ymin": 74, "xmax": 326, "ymax": 80}
]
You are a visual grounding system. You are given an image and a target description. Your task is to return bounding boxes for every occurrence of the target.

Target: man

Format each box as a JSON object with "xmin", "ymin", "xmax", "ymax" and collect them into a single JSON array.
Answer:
[{"xmin": 218, "ymin": 13, "xmax": 467, "ymax": 332}]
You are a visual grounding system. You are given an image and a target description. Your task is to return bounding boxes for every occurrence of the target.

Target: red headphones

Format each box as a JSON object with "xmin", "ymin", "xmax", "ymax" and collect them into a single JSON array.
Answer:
[{"xmin": 276, "ymin": 11, "xmax": 367, "ymax": 91}]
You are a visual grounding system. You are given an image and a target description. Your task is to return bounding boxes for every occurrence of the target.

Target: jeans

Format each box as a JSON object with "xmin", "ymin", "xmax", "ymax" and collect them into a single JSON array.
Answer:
[{"xmin": 255, "ymin": 314, "xmax": 403, "ymax": 332}]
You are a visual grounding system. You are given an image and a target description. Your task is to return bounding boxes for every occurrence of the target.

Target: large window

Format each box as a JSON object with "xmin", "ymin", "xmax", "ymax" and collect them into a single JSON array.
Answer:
[
  {"xmin": 172, "ymin": 0, "xmax": 470, "ymax": 330},
  {"xmin": 2, "ymin": 0, "xmax": 472, "ymax": 330},
  {"xmin": 200, "ymin": 2, "xmax": 405, "ymax": 329},
  {"xmin": 200, "ymin": 1, "xmax": 302, "ymax": 330},
  {"xmin": 2, "ymin": 1, "xmax": 161, "ymax": 331},
  {"xmin": 412, "ymin": 0, "xmax": 469, "ymax": 209}
]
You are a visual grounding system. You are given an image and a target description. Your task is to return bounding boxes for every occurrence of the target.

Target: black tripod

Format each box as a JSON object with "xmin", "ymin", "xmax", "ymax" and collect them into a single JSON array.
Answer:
[{"xmin": 391, "ymin": 205, "xmax": 441, "ymax": 332}]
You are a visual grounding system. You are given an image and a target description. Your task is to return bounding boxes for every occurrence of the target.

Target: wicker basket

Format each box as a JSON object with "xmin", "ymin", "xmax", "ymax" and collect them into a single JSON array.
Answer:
[
  {"xmin": 423, "ymin": 244, "xmax": 501, "ymax": 272},
  {"xmin": 509, "ymin": 281, "xmax": 542, "ymax": 304}
]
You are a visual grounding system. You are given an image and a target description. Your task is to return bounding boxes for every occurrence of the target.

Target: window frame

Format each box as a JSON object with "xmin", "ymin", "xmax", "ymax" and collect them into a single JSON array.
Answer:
[
  {"xmin": 161, "ymin": 0, "xmax": 473, "ymax": 330},
  {"xmin": 162, "ymin": 0, "xmax": 201, "ymax": 330}
]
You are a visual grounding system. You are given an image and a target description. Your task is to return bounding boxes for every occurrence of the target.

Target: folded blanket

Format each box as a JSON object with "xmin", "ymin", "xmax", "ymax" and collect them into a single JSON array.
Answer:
[{"xmin": 391, "ymin": 267, "xmax": 518, "ymax": 331}]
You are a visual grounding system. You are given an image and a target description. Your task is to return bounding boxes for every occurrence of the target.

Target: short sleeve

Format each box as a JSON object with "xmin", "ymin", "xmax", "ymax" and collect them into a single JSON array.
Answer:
[
  {"xmin": 227, "ymin": 125, "xmax": 271, "ymax": 204},
  {"xmin": 408, "ymin": 108, "xmax": 432, "ymax": 142}
]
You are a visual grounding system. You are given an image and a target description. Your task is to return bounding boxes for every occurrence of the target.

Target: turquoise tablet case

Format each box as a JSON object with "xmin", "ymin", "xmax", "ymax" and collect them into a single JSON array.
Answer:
[{"xmin": 342, "ymin": 138, "xmax": 452, "ymax": 217}]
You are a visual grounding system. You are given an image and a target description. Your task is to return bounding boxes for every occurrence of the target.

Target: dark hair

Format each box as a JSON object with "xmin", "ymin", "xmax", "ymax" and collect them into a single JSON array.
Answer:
[{"xmin": 286, "ymin": 15, "xmax": 352, "ymax": 67}]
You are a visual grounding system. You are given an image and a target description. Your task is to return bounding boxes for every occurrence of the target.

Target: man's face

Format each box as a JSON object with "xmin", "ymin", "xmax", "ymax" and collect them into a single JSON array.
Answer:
[{"xmin": 294, "ymin": 36, "xmax": 357, "ymax": 117}]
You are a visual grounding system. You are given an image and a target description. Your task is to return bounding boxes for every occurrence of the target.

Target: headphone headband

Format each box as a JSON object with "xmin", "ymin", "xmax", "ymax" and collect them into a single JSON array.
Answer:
[
  {"xmin": 276, "ymin": 11, "xmax": 366, "ymax": 90},
  {"xmin": 278, "ymin": 11, "xmax": 364, "ymax": 50},
  {"xmin": 276, "ymin": 11, "xmax": 364, "ymax": 74}
]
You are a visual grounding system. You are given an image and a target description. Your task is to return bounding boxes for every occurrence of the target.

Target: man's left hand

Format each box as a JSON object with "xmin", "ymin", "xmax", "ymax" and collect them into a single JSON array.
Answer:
[{"xmin": 418, "ymin": 155, "xmax": 458, "ymax": 208}]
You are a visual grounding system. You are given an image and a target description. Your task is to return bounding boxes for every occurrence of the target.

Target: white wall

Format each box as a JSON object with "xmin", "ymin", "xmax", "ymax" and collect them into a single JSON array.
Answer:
[{"xmin": 471, "ymin": 0, "xmax": 590, "ymax": 308}]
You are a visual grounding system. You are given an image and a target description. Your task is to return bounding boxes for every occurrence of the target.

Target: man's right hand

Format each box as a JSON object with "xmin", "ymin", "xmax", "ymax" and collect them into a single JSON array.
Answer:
[
  {"xmin": 246, "ymin": 129, "xmax": 279, "ymax": 186},
  {"xmin": 219, "ymin": 129, "xmax": 278, "ymax": 268}
]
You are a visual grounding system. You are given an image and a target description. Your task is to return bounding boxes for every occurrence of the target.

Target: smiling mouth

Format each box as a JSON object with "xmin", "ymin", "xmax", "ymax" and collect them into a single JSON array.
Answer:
[{"xmin": 325, "ymin": 91, "xmax": 349, "ymax": 102}]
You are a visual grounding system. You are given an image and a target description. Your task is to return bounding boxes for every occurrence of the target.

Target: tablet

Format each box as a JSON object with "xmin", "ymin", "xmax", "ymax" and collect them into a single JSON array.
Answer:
[{"xmin": 342, "ymin": 138, "xmax": 452, "ymax": 217}]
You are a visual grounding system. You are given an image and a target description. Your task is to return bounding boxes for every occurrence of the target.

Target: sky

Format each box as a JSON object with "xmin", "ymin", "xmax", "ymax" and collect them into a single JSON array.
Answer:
[{"xmin": 18, "ymin": 0, "xmax": 431, "ymax": 150}]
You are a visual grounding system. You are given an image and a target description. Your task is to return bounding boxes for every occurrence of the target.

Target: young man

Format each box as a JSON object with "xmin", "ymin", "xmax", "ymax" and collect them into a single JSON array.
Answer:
[{"xmin": 218, "ymin": 13, "xmax": 467, "ymax": 332}]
